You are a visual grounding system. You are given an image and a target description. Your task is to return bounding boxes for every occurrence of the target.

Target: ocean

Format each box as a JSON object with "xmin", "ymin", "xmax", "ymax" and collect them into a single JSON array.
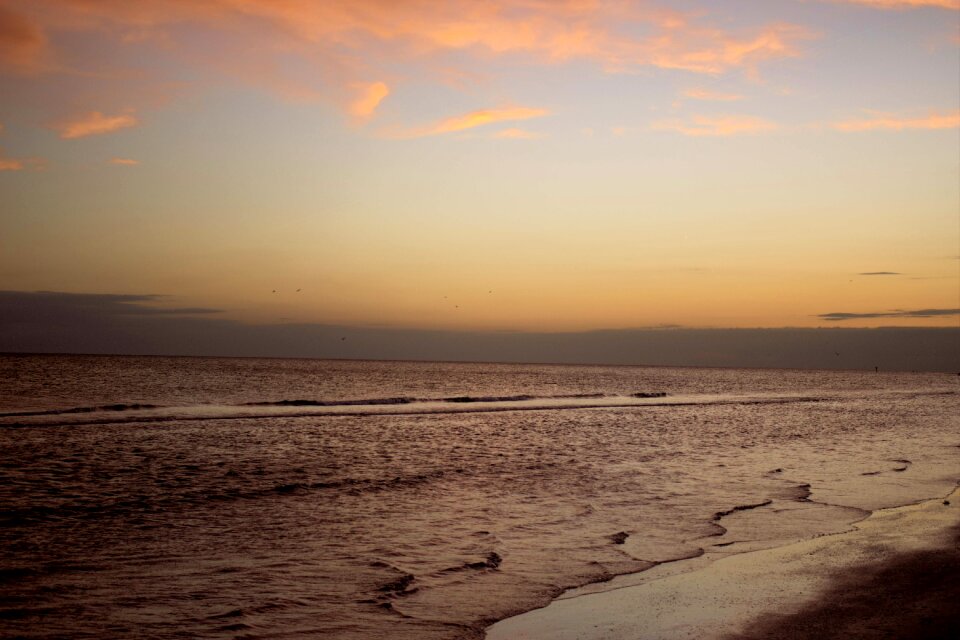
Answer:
[{"xmin": 1, "ymin": 354, "xmax": 957, "ymax": 639}]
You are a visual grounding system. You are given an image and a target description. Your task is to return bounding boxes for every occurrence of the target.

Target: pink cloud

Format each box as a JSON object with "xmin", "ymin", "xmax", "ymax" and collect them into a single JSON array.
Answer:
[
  {"xmin": 109, "ymin": 157, "xmax": 140, "ymax": 165},
  {"xmin": 391, "ymin": 106, "xmax": 549, "ymax": 138},
  {"xmin": 0, "ymin": 122, "xmax": 44, "ymax": 170},
  {"xmin": 833, "ymin": 110, "xmax": 960, "ymax": 131},
  {"xmin": 829, "ymin": 0, "xmax": 959, "ymax": 9},
  {"xmin": 0, "ymin": 155, "xmax": 23, "ymax": 171},
  {"xmin": 348, "ymin": 81, "xmax": 390, "ymax": 122},
  {"xmin": 0, "ymin": 4, "xmax": 49, "ymax": 74},
  {"xmin": 56, "ymin": 110, "xmax": 139, "ymax": 139},
  {"xmin": 652, "ymin": 114, "xmax": 778, "ymax": 136},
  {"xmin": 683, "ymin": 88, "xmax": 744, "ymax": 102},
  {"xmin": 0, "ymin": 149, "xmax": 45, "ymax": 171},
  {"xmin": 493, "ymin": 127, "xmax": 544, "ymax": 139},
  {"xmin": 640, "ymin": 23, "xmax": 811, "ymax": 75},
  {"xmin": 4, "ymin": 1, "xmax": 814, "ymax": 124}
]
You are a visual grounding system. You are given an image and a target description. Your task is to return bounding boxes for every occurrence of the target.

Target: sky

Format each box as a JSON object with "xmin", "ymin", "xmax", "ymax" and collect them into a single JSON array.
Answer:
[{"xmin": 0, "ymin": 0, "xmax": 958, "ymax": 365}]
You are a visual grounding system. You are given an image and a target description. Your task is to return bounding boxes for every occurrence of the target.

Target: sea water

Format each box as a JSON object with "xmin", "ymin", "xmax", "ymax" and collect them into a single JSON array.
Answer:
[{"xmin": 1, "ymin": 355, "xmax": 957, "ymax": 639}]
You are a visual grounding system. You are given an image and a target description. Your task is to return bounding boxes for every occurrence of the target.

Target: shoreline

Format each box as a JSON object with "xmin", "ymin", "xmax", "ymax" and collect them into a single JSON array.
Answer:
[{"xmin": 486, "ymin": 484, "xmax": 959, "ymax": 640}]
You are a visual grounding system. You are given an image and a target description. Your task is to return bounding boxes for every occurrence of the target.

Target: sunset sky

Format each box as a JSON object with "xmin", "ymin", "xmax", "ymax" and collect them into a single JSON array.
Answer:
[{"xmin": 1, "ymin": 0, "xmax": 958, "ymax": 338}]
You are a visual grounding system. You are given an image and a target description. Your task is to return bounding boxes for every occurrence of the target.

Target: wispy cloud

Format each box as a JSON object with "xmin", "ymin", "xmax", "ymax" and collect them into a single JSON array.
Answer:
[
  {"xmin": 57, "ymin": 110, "xmax": 139, "ymax": 139},
  {"xmin": 0, "ymin": 123, "xmax": 44, "ymax": 171},
  {"xmin": 818, "ymin": 308, "xmax": 960, "ymax": 320},
  {"xmin": 348, "ymin": 81, "xmax": 390, "ymax": 122},
  {"xmin": 859, "ymin": 271, "xmax": 901, "ymax": 275},
  {"xmin": 833, "ymin": 110, "xmax": 960, "ymax": 132},
  {"xmin": 0, "ymin": 291, "xmax": 222, "ymax": 320},
  {"xmin": 3, "ymin": 1, "xmax": 814, "ymax": 124},
  {"xmin": 652, "ymin": 115, "xmax": 777, "ymax": 137},
  {"xmin": 635, "ymin": 23, "xmax": 812, "ymax": 75},
  {"xmin": 493, "ymin": 127, "xmax": 544, "ymax": 139},
  {"xmin": 828, "ymin": 0, "xmax": 959, "ymax": 9},
  {"xmin": 109, "ymin": 157, "xmax": 140, "ymax": 166},
  {"xmin": 0, "ymin": 4, "xmax": 49, "ymax": 74},
  {"xmin": 0, "ymin": 153, "xmax": 44, "ymax": 171},
  {"xmin": 0, "ymin": 155, "xmax": 25, "ymax": 171},
  {"xmin": 683, "ymin": 88, "xmax": 744, "ymax": 102},
  {"xmin": 391, "ymin": 106, "xmax": 548, "ymax": 138}
]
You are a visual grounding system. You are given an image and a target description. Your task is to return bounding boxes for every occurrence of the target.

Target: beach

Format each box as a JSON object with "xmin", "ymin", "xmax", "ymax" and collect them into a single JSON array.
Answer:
[
  {"xmin": 2, "ymin": 355, "xmax": 958, "ymax": 639},
  {"xmin": 486, "ymin": 487, "xmax": 960, "ymax": 640}
]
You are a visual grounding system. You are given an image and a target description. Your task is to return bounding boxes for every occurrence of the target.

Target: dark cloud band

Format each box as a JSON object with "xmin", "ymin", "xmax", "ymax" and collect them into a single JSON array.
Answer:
[
  {"xmin": 2, "ymin": 291, "xmax": 959, "ymax": 372},
  {"xmin": 818, "ymin": 309, "xmax": 959, "ymax": 321}
]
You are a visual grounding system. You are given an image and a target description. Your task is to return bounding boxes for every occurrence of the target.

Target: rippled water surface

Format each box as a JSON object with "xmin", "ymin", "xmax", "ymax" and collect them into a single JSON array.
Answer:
[{"xmin": 1, "ymin": 355, "xmax": 958, "ymax": 639}]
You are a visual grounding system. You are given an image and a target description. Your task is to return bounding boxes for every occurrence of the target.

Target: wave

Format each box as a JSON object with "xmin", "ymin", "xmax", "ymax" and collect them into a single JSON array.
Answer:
[
  {"xmin": 2, "ymin": 393, "xmax": 861, "ymax": 430},
  {"xmin": 0, "ymin": 403, "xmax": 162, "ymax": 418},
  {"xmin": 266, "ymin": 469, "xmax": 450, "ymax": 497},
  {"xmin": 7, "ymin": 389, "xmax": 951, "ymax": 427},
  {"xmin": 243, "ymin": 392, "xmax": 615, "ymax": 408},
  {"xmin": 244, "ymin": 397, "xmax": 418, "ymax": 408},
  {"xmin": 0, "ymin": 392, "xmax": 656, "ymax": 427},
  {"xmin": 711, "ymin": 499, "xmax": 773, "ymax": 521}
]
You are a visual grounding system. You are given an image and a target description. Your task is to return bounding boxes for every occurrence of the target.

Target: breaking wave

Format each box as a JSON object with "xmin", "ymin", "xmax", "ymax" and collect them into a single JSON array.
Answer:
[
  {"xmin": 4, "ymin": 390, "xmax": 950, "ymax": 430},
  {"xmin": 0, "ymin": 403, "xmax": 162, "ymax": 418}
]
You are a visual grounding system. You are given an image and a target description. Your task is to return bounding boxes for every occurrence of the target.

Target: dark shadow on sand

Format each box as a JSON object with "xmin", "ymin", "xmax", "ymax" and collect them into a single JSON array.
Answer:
[{"xmin": 725, "ymin": 524, "xmax": 960, "ymax": 640}]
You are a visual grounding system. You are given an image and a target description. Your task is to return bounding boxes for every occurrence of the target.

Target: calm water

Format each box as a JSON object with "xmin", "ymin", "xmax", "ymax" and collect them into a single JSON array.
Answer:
[{"xmin": 1, "ymin": 355, "xmax": 958, "ymax": 639}]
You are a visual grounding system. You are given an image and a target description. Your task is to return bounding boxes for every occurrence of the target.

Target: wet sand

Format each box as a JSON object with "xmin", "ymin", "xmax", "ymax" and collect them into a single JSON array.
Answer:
[{"xmin": 486, "ymin": 487, "xmax": 959, "ymax": 640}]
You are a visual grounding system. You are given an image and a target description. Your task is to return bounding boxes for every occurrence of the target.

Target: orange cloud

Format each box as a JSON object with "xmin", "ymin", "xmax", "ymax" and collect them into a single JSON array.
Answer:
[
  {"xmin": 829, "ymin": 1, "xmax": 959, "ymax": 9},
  {"xmin": 0, "ymin": 123, "xmax": 43, "ymax": 170},
  {"xmin": 57, "ymin": 110, "xmax": 139, "ymax": 139},
  {"xmin": 652, "ymin": 115, "xmax": 778, "ymax": 136},
  {"xmin": 0, "ymin": 155, "xmax": 23, "ymax": 170},
  {"xmin": 348, "ymin": 81, "xmax": 390, "ymax": 122},
  {"xmin": 0, "ymin": 148, "xmax": 45, "ymax": 171},
  {"xmin": 5, "ymin": 1, "xmax": 813, "ymax": 123},
  {"xmin": 0, "ymin": 4, "xmax": 49, "ymax": 74},
  {"xmin": 394, "ymin": 106, "xmax": 549, "ymax": 138},
  {"xmin": 109, "ymin": 157, "xmax": 140, "ymax": 165},
  {"xmin": 833, "ymin": 110, "xmax": 960, "ymax": 131},
  {"xmin": 493, "ymin": 127, "xmax": 544, "ymax": 139},
  {"xmin": 683, "ymin": 88, "xmax": 744, "ymax": 102},
  {"xmin": 641, "ymin": 23, "xmax": 811, "ymax": 75}
]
